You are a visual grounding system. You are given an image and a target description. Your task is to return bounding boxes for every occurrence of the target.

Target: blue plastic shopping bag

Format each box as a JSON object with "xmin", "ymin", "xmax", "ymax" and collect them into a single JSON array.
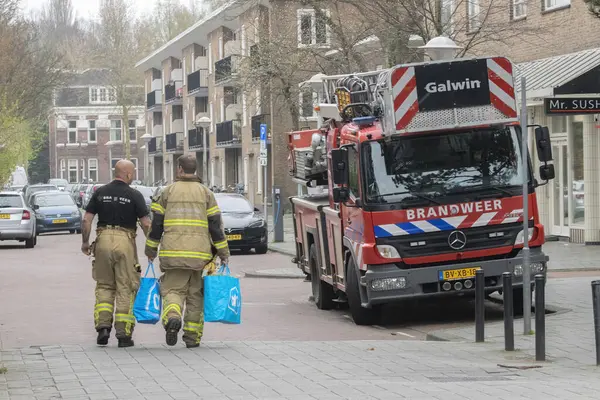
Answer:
[
  {"xmin": 133, "ymin": 262, "xmax": 161, "ymax": 324},
  {"xmin": 204, "ymin": 265, "xmax": 241, "ymax": 324}
]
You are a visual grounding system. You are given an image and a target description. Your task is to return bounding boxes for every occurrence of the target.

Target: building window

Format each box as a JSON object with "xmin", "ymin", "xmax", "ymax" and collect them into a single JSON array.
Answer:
[
  {"xmin": 241, "ymin": 25, "xmax": 247, "ymax": 56},
  {"xmin": 208, "ymin": 43, "xmax": 212, "ymax": 73},
  {"xmin": 551, "ymin": 116, "xmax": 567, "ymax": 133},
  {"xmin": 299, "ymin": 90, "xmax": 317, "ymax": 118},
  {"xmin": 195, "ymin": 97, "xmax": 208, "ymax": 115},
  {"xmin": 88, "ymin": 159, "xmax": 98, "ymax": 182},
  {"xmin": 60, "ymin": 159, "xmax": 65, "ymax": 179},
  {"xmin": 90, "ymin": 87, "xmax": 116, "ymax": 104},
  {"xmin": 544, "ymin": 0, "xmax": 570, "ymax": 11},
  {"xmin": 218, "ymin": 36, "xmax": 223, "ymax": 59},
  {"xmin": 68, "ymin": 120, "xmax": 77, "ymax": 143},
  {"xmin": 441, "ymin": 0, "xmax": 454, "ymax": 35},
  {"xmin": 110, "ymin": 120, "xmax": 122, "ymax": 142},
  {"xmin": 68, "ymin": 159, "xmax": 78, "ymax": 183},
  {"xmin": 88, "ymin": 120, "xmax": 97, "ymax": 143},
  {"xmin": 512, "ymin": 0, "xmax": 526, "ymax": 18},
  {"xmin": 572, "ymin": 121, "xmax": 584, "ymax": 225},
  {"xmin": 297, "ymin": 9, "xmax": 330, "ymax": 47},
  {"xmin": 242, "ymin": 93, "xmax": 247, "ymax": 126},
  {"xmin": 129, "ymin": 120, "xmax": 137, "ymax": 141},
  {"xmin": 220, "ymin": 98, "xmax": 225, "ymax": 122},
  {"xmin": 172, "ymin": 105, "xmax": 183, "ymax": 121},
  {"xmin": 467, "ymin": 0, "xmax": 480, "ymax": 31}
]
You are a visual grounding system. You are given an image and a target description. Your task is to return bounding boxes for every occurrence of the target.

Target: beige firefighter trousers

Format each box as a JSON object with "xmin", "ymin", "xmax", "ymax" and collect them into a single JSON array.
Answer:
[
  {"xmin": 92, "ymin": 228, "xmax": 140, "ymax": 339},
  {"xmin": 160, "ymin": 267, "xmax": 208, "ymax": 346}
]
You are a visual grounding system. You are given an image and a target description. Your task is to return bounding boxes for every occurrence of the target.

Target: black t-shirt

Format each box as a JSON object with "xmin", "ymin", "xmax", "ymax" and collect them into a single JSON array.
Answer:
[{"xmin": 85, "ymin": 180, "xmax": 148, "ymax": 230}]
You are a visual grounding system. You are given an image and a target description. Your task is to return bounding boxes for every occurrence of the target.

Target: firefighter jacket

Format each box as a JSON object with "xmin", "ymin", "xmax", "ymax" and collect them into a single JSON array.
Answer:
[{"xmin": 144, "ymin": 176, "xmax": 230, "ymax": 270}]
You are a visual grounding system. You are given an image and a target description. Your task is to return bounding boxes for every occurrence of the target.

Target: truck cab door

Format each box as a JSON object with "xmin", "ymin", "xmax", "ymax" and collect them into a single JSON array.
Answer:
[{"xmin": 341, "ymin": 145, "xmax": 364, "ymax": 274}]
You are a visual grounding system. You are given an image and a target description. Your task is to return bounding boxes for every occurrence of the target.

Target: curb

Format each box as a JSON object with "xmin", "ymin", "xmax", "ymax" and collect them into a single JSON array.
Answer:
[
  {"xmin": 268, "ymin": 245, "xmax": 295, "ymax": 257},
  {"xmin": 244, "ymin": 270, "xmax": 305, "ymax": 279}
]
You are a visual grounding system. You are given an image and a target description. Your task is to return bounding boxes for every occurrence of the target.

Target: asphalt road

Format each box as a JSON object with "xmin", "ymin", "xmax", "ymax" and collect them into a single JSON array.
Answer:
[{"xmin": 0, "ymin": 228, "xmax": 513, "ymax": 350}]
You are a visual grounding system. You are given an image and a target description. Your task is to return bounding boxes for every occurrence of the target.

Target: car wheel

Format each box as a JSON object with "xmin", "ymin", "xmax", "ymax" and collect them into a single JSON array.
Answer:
[
  {"xmin": 255, "ymin": 244, "xmax": 268, "ymax": 254},
  {"xmin": 69, "ymin": 230, "xmax": 75, "ymax": 234},
  {"xmin": 76, "ymin": 229, "xmax": 82, "ymax": 234},
  {"xmin": 309, "ymin": 244, "xmax": 334, "ymax": 310},
  {"xmin": 346, "ymin": 255, "xmax": 381, "ymax": 326},
  {"xmin": 25, "ymin": 236, "xmax": 35, "ymax": 248}
]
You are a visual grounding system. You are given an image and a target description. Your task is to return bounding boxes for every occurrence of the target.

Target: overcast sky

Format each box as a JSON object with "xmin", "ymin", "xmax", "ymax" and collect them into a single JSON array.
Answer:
[{"xmin": 20, "ymin": 0, "xmax": 193, "ymax": 19}]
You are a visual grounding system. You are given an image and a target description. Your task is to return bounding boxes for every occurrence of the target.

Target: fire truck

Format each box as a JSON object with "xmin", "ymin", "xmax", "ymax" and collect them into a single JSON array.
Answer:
[{"xmin": 288, "ymin": 52, "xmax": 556, "ymax": 325}]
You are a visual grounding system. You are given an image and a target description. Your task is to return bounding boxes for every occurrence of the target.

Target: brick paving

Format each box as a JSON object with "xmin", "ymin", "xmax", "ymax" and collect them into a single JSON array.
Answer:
[{"xmin": 2, "ymin": 340, "xmax": 600, "ymax": 400}]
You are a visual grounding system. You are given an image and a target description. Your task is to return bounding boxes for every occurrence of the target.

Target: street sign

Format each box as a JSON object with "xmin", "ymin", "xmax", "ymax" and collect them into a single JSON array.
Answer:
[
  {"xmin": 544, "ymin": 97, "xmax": 600, "ymax": 115},
  {"xmin": 259, "ymin": 123, "xmax": 268, "ymax": 162}
]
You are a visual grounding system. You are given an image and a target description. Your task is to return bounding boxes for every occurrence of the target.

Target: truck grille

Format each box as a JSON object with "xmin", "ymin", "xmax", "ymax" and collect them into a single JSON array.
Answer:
[{"xmin": 376, "ymin": 221, "xmax": 527, "ymax": 259}]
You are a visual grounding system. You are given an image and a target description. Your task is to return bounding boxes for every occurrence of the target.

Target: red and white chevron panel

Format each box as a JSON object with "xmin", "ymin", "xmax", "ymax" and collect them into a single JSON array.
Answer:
[
  {"xmin": 486, "ymin": 57, "xmax": 517, "ymax": 118},
  {"xmin": 391, "ymin": 66, "xmax": 419, "ymax": 131}
]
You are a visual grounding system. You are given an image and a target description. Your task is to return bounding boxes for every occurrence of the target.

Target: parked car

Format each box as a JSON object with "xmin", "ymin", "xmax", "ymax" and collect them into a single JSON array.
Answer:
[
  {"xmin": 214, "ymin": 193, "xmax": 268, "ymax": 254},
  {"xmin": 31, "ymin": 191, "xmax": 82, "ymax": 234},
  {"xmin": 48, "ymin": 178, "xmax": 69, "ymax": 191},
  {"xmin": 82, "ymin": 184, "xmax": 105, "ymax": 209},
  {"xmin": 72, "ymin": 183, "xmax": 89, "ymax": 208},
  {"xmin": 9, "ymin": 185, "xmax": 24, "ymax": 192},
  {"xmin": 24, "ymin": 184, "xmax": 59, "ymax": 206},
  {"xmin": 0, "ymin": 191, "xmax": 36, "ymax": 248},
  {"xmin": 131, "ymin": 185, "xmax": 155, "ymax": 215}
]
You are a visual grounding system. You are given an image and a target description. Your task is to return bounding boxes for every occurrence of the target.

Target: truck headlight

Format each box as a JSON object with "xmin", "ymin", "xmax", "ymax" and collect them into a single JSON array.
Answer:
[
  {"xmin": 376, "ymin": 245, "xmax": 400, "ymax": 259},
  {"xmin": 513, "ymin": 262, "xmax": 544, "ymax": 276},
  {"xmin": 371, "ymin": 277, "xmax": 406, "ymax": 291},
  {"xmin": 514, "ymin": 228, "xmax": 534, "ymax": 245}
]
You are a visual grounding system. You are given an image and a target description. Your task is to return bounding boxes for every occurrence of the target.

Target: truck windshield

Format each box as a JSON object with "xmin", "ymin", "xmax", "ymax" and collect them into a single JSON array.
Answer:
[{"xmin": 363, "ymin": 126, "xmax": 525, "ymax": 204}]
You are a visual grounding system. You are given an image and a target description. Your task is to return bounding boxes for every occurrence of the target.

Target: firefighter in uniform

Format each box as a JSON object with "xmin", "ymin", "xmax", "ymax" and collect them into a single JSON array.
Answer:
[
  {"xmin": 145, "ymin": 154, "xmax": 229, "ymax": 348},
  {"xmin": 81, "ymin": 159, "xmax": 151, "ymax": 348}
]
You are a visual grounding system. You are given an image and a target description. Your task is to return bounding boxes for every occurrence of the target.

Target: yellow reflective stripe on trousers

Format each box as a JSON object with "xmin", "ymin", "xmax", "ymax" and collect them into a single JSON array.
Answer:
[
  {"xmin": 161, "ymin": 303, "xmax": 182, "ymax": 324},
  {"xmin": 146, "ymin": 238, "xmax": 160, "ymax": 248},
  {"xmin": 206, "ymin": 206, "xmax": 220, "ymax": 216},
  {"xmin": 151, "ymin": 203, "xmax": 165, "ymax": 214},
  {"xmin": 214, "ymin": 240, "xmax": 228, "ymax": 249},
  {"xmin": 115, "ymin": 314, "xmax": 135, "ymax": 323},
  {"xmin": 164, "ymin": 219, "xmax": 208, "ymax": 227},
  {"xmin": 94, "ymin": 303, "xmax": 114, "ymax": 312},
  {"xmin": 183, "ymin": 320, "xmax": 204, "ymax": 344},
  {"xmin": 160, "ymin": 250, "xmax": 213, "ymax": 260}
]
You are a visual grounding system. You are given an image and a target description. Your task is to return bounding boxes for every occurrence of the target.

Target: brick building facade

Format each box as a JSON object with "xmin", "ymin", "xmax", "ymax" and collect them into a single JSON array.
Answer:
[{"xmin": 48, "ymin": 69, "xmax": 147, "ymax": 184}]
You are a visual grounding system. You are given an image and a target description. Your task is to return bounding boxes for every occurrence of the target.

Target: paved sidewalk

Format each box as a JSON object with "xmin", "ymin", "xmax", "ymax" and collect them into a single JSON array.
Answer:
[
  {"xmin": 2, "ymin": 340, "xmax": 600, "ymax": 400},
  {"xmin": 428, "ymin": 276, "xmax": 600, "ymax": 367}
]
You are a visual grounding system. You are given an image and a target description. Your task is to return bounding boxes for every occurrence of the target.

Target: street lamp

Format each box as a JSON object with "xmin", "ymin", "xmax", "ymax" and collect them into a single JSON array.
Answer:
[
  {"xmin": 140, "ymin": 133, "xmax": 152, "ymax": 185},
  {"xmin": 419, "ymin": 36, "xmax": 462, "ymax": 61},
  {"xmin": 105, "ymin": 140, "xmax": 116, "ymax": 180},
  {"xmin": 195, "ymin": 116, "xmax": 211, "ymax": 185}
]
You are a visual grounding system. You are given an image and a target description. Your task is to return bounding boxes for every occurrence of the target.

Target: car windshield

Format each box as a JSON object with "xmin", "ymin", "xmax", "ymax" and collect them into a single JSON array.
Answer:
[
  {"xmin": 216, "ymin": 196, "xmax": 253, "ymax": 213},
  {"xmin": 0, "ymin": 195, "xmax": 22, "ymax": 208},
  {"xmin": 35, "ymin": 194, "xmax": 74, "ymax": 207},
  {"xmin": 49, "ymin": 179, "xmax": 68, "ymax": 187},
  {"xmin": 363, "ymin": 126, "xmax": 525, "ymax": 204},
  {"xmin": 30, "ymin": 186, "xmax": 57, "ymax": 195}
]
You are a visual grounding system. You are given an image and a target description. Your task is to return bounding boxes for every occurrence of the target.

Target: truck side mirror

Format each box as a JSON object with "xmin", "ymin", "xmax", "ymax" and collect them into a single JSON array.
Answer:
[
  {"xmin": 330, "ymin": 148, "xmax": 348, "ymax": 185},
  {"xmin": 539, "ymin": 164, "xmax": 555, "ymax": 181},
  {"xmin": 332, "ymin": 187, "xmax": 349, "ymax": 203},
  {"xmin": 535, "ymin": 126, "xmax": 552, "ymax": 162}
]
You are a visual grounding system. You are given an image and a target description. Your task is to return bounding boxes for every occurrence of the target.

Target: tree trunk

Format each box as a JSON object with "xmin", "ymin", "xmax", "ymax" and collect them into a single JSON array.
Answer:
[{"xmin": 122, "ymin": 104, "xmax": 130, "ymax": 160}]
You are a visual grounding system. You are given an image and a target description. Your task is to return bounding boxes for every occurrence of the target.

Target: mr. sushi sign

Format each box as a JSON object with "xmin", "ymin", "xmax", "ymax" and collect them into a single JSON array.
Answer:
[{"xmin": 544, "ymin": 97, "xmax": 600, "ymax": 115}]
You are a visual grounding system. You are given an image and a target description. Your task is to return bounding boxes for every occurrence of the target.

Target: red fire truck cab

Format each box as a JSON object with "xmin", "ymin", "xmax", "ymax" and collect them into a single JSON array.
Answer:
[{"xmin": 288, "ymin": 55, "xmax": 556, "ymax": 325}]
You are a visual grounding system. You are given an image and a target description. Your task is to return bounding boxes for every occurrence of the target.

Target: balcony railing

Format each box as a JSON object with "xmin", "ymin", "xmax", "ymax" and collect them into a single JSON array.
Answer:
[
  {"xmin": 214, "ymin": 55, "xmax": 240, "ymax": 85},
  {"xmin": 148, "ymin": 137, "xmax": 163, "ymax": 154},
  {"xmin": 187, "ymin": 69, "xmax": 209, "ymax": 96},
  {"xmin": 188, "ymin": 128, "xmax": 206, "ymax": 150},
  {"xmin": 216, "ymin": 120, "xmax": 242, "ymax": 146},
  {"xmin": 251, "ymin": 114, "xmax": 270, "ymax": 142},
  {"xmin": 164, "ymin": 82, "xmax": 183, "ymax": 104},
  {"xmin": 165, "ymin": 132, "xmax": 184, "ymax": 152},
  {"xmin": 147, "ymin": 90, "xmax": 162, "ymax": 110}
]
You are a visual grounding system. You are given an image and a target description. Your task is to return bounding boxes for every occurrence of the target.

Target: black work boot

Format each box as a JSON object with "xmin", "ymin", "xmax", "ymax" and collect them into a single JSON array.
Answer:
[
  {"xmin": 96, "ymin": 328, "xmax": 110, "ymax": 346},
  {"xmin": 117, "ymin": 337, "xmax": 135, "ymax": 348},
  {"xmin": 165, "ymin": 318, "xmax": 182, "ymax": 346},
  {"xmin": 186, "ymin": 342, "xmax": 200, "ymax": 349}
]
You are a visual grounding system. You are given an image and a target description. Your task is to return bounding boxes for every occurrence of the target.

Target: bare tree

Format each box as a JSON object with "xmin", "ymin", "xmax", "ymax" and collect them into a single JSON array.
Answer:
[
  {"xmin": 584, "ymin": 0, "xmax": 600, "ymax": 18},
  {"xmin": 152, "ymin": 0, "xmax": 205, "ymax": 43}
]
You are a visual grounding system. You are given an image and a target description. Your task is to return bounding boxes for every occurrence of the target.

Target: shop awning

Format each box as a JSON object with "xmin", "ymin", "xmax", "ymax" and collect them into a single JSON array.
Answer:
[{"xmin": 514, "ymin": 47, "xmax": 600, "ymax": 100}]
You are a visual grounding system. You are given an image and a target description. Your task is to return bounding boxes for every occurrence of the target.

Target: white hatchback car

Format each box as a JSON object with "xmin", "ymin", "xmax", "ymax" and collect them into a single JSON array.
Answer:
[{"xmin": 0, "ymin": 191, "xmax": 36, "ymax": 248}]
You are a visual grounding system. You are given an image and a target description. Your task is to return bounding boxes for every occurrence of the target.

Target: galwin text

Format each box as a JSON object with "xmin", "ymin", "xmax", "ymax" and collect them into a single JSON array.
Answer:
[
  {"xmin": 424, "ymin": 78, "xmax": 481, "ymax": 93},
  {"xmin": 406, "ymin": 200, "xmax": 502, "ymax": 220}
]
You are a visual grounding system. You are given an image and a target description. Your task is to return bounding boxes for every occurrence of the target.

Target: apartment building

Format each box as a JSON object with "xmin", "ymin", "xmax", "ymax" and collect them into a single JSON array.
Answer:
[
  {"xmin": 136, "ymin": 1, "xmax": 384, "ymax": 206},
  {"xmin": 48, "ymin": 69, "xmax": 147, "ymax": 184}
]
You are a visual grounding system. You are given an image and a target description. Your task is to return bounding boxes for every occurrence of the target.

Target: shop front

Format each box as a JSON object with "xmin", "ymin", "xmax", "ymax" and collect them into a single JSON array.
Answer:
[{"xmin": 516, "ymin": 47, "xmax": 600, "ymax": 244}]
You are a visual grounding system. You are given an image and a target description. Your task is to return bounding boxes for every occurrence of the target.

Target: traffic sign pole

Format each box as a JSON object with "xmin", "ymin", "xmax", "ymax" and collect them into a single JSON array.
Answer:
[{"xmin": 260, "ymin": 124, "xmax": 268, "ymax": 224}]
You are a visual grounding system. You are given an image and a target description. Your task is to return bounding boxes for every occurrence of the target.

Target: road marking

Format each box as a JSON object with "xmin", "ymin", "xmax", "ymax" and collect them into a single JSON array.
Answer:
[{"xmin": 392, "ymin": 331, "xmax": 416, "ymax": 338}]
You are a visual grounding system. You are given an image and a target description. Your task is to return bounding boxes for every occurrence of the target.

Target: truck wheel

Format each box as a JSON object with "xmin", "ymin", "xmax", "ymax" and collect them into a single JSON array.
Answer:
[
  {"xmin": 309, "ymin": 244, "xmax": 334, "ymax": 310},
  {"xmin": 346, "ymin": 256, "xmax": 381, "ymax": 325}
]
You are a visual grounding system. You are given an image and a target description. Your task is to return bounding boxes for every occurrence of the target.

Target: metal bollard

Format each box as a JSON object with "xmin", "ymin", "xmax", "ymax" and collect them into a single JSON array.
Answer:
[
  {"xmin": 592, "ymin": 280, "xmax": 600, "ymax": 365},
  {"xmin": 502, "ymin": 272, "xmax": 514, "ymax": 351},
  {"xmin": 535, "ymin": 274, "xmax": 545, "ymax": 361},
  {"xmin": 475, "ymin": 269, "xmax": 485, "ymax": 343}
]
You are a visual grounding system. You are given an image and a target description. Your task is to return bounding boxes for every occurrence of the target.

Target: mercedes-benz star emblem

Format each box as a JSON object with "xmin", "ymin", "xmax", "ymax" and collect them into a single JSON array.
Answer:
[{"xmin": 448, "ymin": 230, "xmax": 467, "ymax": 250}]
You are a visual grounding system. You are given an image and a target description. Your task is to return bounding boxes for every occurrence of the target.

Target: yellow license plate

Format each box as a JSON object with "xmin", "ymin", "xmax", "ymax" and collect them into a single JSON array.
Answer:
[
  {"xmin": 0, "ymin": 214, "xmax": 9, "ymax": 219},
  {"xmin": 52, "ymin": 219, "xmax": 68, "ymax": 224},
  {"xmin": 226, "ymin": 234, "xmax": 242, "ymax": 241},
  {"xmin": 439, "ymin": 267, "xmax": 480, "ymax": 281}
]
